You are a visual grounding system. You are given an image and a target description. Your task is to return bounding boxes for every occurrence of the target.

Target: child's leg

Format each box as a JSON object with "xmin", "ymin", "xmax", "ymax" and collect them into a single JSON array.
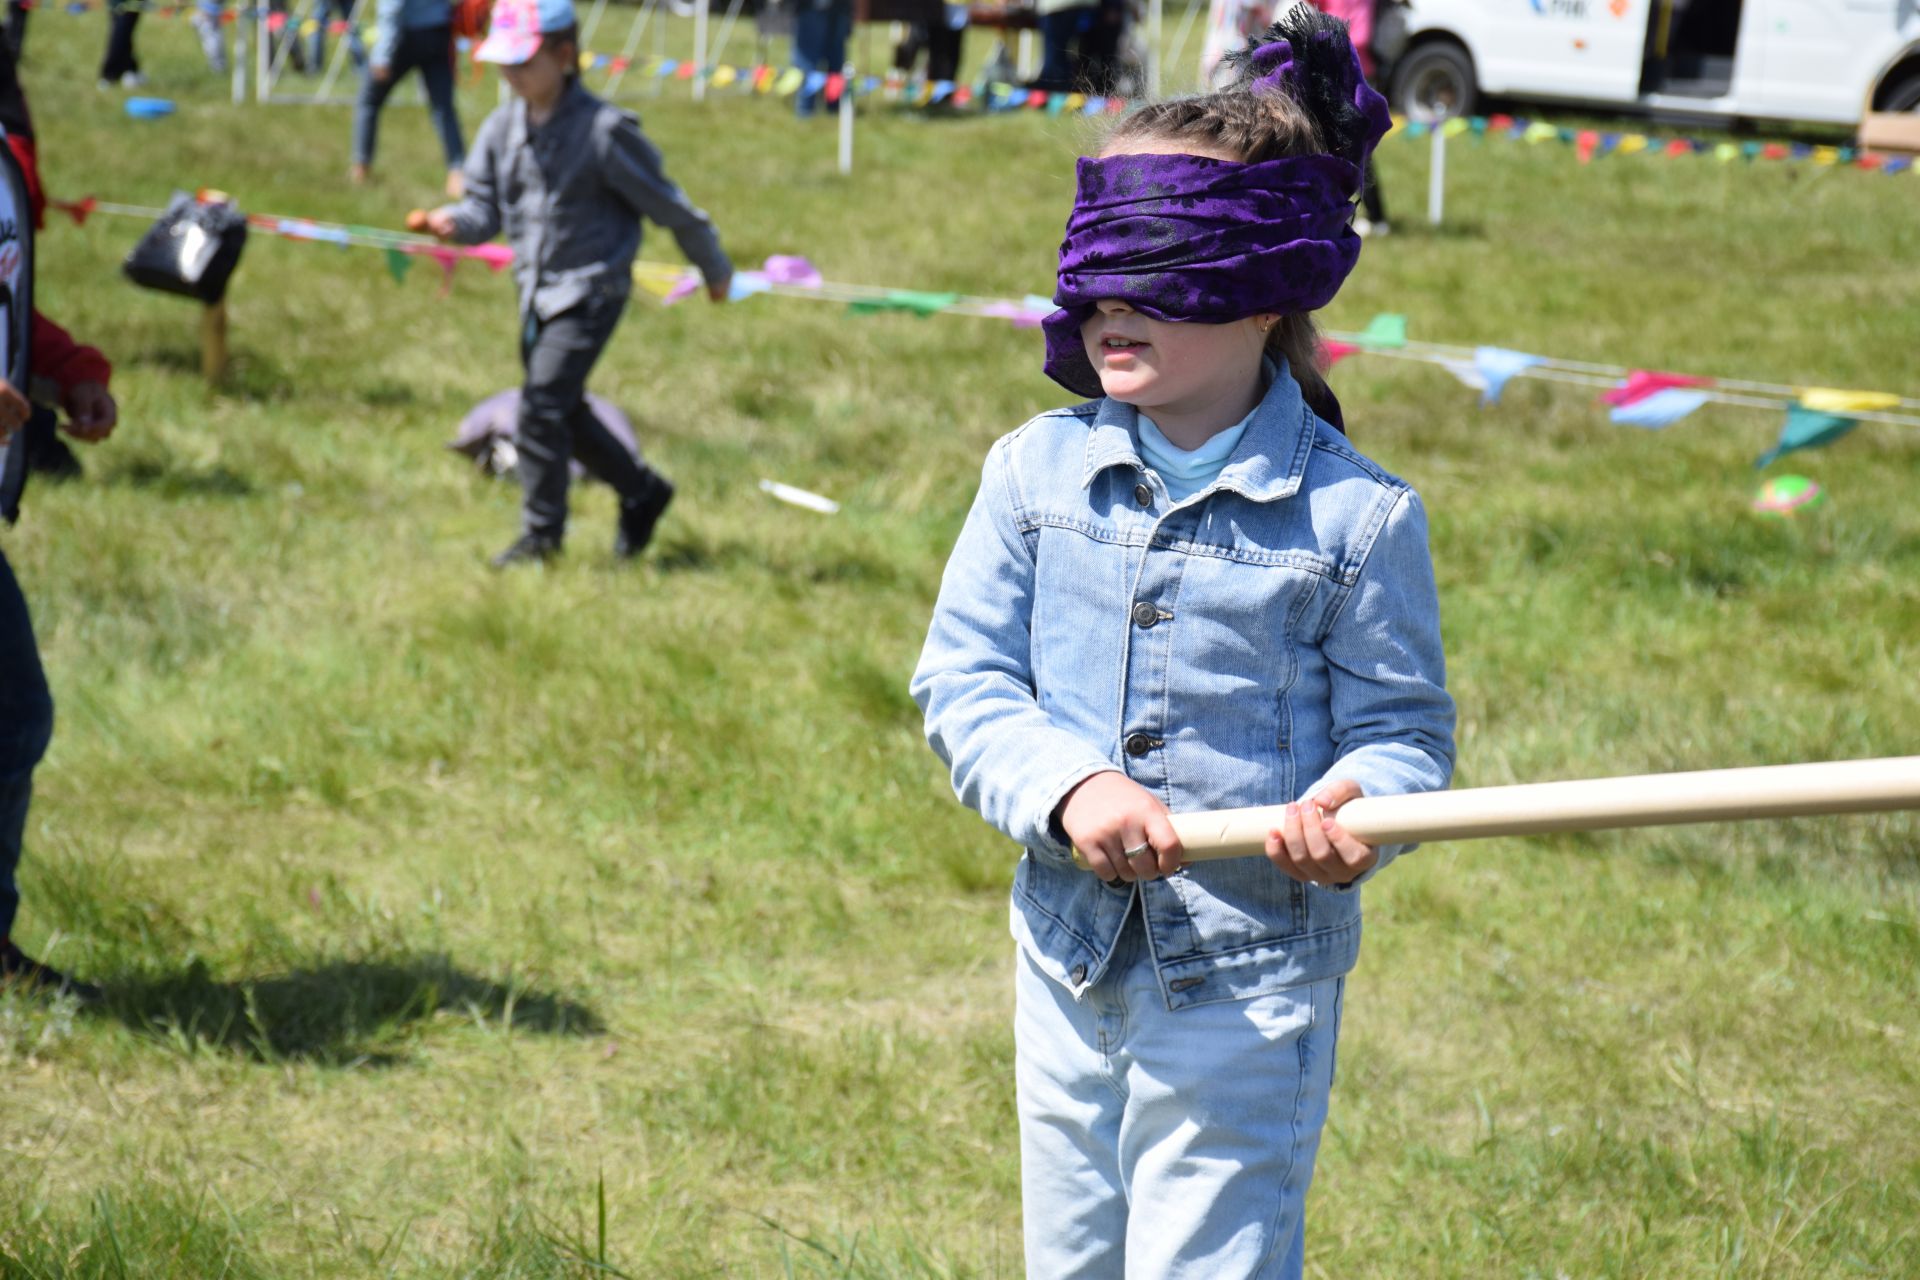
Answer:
[
  {"xmin": 1017, "ymin": 906, "xmax": 1343, "ymax": 1280},
  {"xmin": 351, "ymin": 50, "xmax": 402, "ymax": 168},
  {"xmin": 1015, "ymin": 943, "xmax": 1132, "ymax": 1278},
  {"xmin": 1117, "ymin": 961, "xmax": 1342, "ymax": 1279},
  {"xmin": 416, "ymin": 26, "xmax": 466, "ymax": 171},
  {"xmin": 516, "ymin": 295, "xmax": 625, "ymax": 541}
]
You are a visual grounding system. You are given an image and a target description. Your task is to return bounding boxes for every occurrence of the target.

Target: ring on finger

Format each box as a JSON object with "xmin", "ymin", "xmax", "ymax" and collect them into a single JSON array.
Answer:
[{"xmin": 1122, "ymin": 842, "xmax": 1152, "ymax": 860}]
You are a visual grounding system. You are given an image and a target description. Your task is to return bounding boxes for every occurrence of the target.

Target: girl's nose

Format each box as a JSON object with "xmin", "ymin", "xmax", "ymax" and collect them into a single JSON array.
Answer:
[{"xmin": 1094, "ymin": 298, "xmax": 1134, "ymax": 316}]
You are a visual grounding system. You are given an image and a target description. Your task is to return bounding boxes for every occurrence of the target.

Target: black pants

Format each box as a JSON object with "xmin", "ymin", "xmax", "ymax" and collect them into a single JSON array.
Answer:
[
  {"xmin": 1362, "ymin": 156, "xmax": 1387, "ymax": 224},
  {"xmin": 0, "ymin": 546, "xmax": 54, "ymax": 944},
  {"xmin": 6, "ymin": 0, "xmax": 27, "ymax": 59},
  {"xmin": 517, "ymin": 292, "xmax": 661, "ymax": 540},
  {"xmin": 99, "ymin": 0, "xmax": 141, "ymax": 81}
]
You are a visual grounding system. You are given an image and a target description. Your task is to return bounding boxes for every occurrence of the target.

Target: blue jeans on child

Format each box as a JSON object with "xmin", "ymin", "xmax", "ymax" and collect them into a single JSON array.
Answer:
[
  {"xmin": 352, "ymin": 24, "xmax": 465, "ymax": 170},
  {"xmin": 1015, "ymin": 902, "xmax": 1343, "ymax": 1279},
  {"xmin": 0, "ymin": 547, "xmax": 55, "ymax": 944}
]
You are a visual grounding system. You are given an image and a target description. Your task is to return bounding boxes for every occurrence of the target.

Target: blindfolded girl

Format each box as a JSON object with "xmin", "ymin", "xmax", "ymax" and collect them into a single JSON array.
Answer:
[{"xmin": 911, "ymin": 10, "xmax": 1455, "ymax": 1275}]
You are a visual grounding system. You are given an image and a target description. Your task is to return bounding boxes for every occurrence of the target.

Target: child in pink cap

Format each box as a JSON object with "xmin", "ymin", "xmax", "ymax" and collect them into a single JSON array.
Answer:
[{"xmin": 418, "ymin": 0, "xmax": 732, "ymax": 567}]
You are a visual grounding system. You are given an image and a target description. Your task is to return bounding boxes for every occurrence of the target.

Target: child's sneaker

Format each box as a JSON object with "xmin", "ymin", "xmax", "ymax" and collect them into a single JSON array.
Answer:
[
  {"xmin": 615, "ymin": 473, "xmax": 674, "ymax": 559},
  {"xmin": 490, "ymin": 531, "xmax": 562, "ymax": 569}
]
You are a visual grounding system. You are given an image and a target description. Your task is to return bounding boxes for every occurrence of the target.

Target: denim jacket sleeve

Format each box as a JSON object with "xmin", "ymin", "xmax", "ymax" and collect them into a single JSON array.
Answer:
[
  {"xmin": 445, "ymin": 110, "xmax": 504, "ymax": 245},
  {"xmin": 1298, "ymin": 486, "xmax": 1456, "ymax": 883},
  {"xmin": 911, "ymin": 436, "xmax": 1122, "ymax": 863}
]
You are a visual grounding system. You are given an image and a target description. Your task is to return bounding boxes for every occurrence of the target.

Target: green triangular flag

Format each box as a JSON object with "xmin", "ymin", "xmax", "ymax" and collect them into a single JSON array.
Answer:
[
  {"xmin": 1355, "ymin": 313, "xmax": 1407, "ymax": 349},
  {"xmin": 385, "ymin": 247, "xmax": 413, "ymax": 285},
  {"xmin": 847, "ymin": 290, "xmax": 960, "ymax": 318},
  {"xmin": 1755, "ymin": 403, "xmax": 1858, "ymax": 469}
]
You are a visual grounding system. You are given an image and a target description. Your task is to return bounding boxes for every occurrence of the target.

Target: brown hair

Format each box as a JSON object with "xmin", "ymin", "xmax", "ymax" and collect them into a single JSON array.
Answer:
[{"xmin": 1101, "ymin": 8, "xmax": 1373, "ymax": 430}]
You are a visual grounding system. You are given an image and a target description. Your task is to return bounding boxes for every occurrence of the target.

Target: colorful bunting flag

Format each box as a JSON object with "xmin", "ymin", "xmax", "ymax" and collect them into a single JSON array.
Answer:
[
  {"xmin": 1609, "ymin": 387, "xmax": 1708, "ymax": 429},
  {"xmin": 384, "ymin": 247, "xmax": 412, "ymax": 285},
  {"xmin": 1601, "ymin": 369, "xmax": 1714, "ymax": 407},
  {"xmin": 1471, "ymin": 346, "xmax": 1543, "ymax": 404},
  {"xmin": 1318, "ymin": 339, "xmax": 1360, "ymax": 370},
  {"xmin": 1797, "ymin": 387, "xmax": 1901, "ymax": 414},
  {"xmin": 848, "ymin": 290, "xmax": 960, "ymax": 317},
  {"xmin": 1755, "ymin": 404, "xmax": 1859, "ymax": 468},
  {"xmin": 1355, "ymin": 313, "xmax": 1407, "ymax": 349},
  {"xmin": 1437, "ymin": 359, "xmax": 1487, "ymax": 393}
]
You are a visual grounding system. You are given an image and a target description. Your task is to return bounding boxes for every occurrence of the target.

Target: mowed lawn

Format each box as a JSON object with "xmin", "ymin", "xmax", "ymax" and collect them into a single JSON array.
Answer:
[{"xmin": 2, "ymin": 13, "xmax": 1917, "ymax": 1278}]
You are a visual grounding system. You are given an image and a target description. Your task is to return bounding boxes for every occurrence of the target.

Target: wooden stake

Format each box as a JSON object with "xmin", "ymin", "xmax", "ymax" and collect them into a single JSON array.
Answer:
[{"xmin": 201, "ymin": 300, "xmax": 229, "ymax": 385}]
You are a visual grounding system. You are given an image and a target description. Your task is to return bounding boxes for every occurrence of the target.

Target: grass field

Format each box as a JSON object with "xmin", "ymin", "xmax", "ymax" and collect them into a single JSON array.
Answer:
[{"xmin": 2, "ymin": 11, "xmax": 1918, "ymax": 1278}]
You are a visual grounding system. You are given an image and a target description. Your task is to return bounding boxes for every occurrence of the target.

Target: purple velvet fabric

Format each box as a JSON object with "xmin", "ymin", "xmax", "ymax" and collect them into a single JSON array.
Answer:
[{"xmin": 1041, "ymin": 35, "xmax": 1391, "ymax": 400}]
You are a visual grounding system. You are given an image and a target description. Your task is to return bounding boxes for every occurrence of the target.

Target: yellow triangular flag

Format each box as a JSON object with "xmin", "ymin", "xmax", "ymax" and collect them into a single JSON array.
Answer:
[
  {"xmin": 1798, "ymin": 387, "xmax": 1900, "ymax": 414},
  {"xmin": 1714, "ymin": 142, "xmax": 1738, "ymax": 162},
  {"xmin": 1812, "ymin": 146, "xmax": 1839, "ymax": 165},
  {"xmin": 1617, "ymin": 134, "xmax": 1648, "ymax": 155},
  {"xmin": 711, "ymin": 64, "xmax": 737, "ymax": 88},
  {"xmin": 1441, "ymin": 116, "xmax": 1470, "ymax": 138},
  {"xmin": 775, "ymin": 67, "xmax": 804, "ymax": 96}
]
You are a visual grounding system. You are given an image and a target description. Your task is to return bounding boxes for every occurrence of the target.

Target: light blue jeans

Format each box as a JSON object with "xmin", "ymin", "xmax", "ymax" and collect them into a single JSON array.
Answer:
[{"xmin": 1014, "ymin": 905, "xmax": 1343, "ymax": 1279}]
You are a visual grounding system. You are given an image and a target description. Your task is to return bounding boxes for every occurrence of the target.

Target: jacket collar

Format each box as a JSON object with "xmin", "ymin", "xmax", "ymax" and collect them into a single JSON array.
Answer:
[
  {"xmin": 509, "ymin": 78, "xmax": 591, "ymax": 148},
  {"xmin": 1080, "ymin": 359, "xmax": 1316, "ymax": 504}
]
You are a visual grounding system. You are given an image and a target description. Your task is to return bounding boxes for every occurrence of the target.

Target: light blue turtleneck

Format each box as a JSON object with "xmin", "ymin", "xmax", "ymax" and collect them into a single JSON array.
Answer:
[{"xmin": 1135, "ymin": 410, "xmax": 1253, "ymax": 504}]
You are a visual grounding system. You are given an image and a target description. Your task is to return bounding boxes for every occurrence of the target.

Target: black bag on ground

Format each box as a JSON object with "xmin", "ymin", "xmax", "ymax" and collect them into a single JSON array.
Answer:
[{"xmin": 122, "ymin": 192, "xmax": 248, "ymax": 303}]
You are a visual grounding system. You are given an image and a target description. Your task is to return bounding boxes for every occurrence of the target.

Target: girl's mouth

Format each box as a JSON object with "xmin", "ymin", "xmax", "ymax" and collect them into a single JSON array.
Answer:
[{"xmin": 1101, "ymin": 337, "xmax": 1147, "ymax": 351}]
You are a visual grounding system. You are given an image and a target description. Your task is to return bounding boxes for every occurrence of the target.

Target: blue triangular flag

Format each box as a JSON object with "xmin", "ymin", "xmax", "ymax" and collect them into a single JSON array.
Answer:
[
  {"xmin": 1472, "ymin": 347, "xmax": 1543, "ymax": 405},
  {"xmin": 803, "ymin": 70, "xmax": 829, "ymax": 94},
  {"xmin": 1755, "ymin": 404, "xmax": 1859, "ymax": 469},
  {"xmin": 1609, "ymin": 387, "xmax": 1709, "ymax": 429},
  {"xmin": 1082, "ymin": 95, "xmax": 1107, "ymax": 115}
]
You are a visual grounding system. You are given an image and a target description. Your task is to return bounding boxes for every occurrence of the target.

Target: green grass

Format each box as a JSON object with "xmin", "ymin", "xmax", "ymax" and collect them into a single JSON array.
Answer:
[{"xmin": 3, "ymin": 12, "xmax": 1918, "ymax": 1278}]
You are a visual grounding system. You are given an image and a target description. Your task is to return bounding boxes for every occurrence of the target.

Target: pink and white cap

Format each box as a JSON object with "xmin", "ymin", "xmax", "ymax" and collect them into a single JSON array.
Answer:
[{"xmin": 475, "ymin": 0, "xmax": 576, "ymax": 66}]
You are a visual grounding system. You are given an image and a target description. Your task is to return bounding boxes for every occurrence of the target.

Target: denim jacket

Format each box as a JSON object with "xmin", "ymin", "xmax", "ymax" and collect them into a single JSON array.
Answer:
[{"xmin": 911, "ymin": 367, "xmax": 1455, "ymax": 1009}]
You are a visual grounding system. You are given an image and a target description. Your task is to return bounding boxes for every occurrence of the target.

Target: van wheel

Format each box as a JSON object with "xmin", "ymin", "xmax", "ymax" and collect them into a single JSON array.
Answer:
[
  {"xmin": 1391, "ymin": 40, "xmax": 1477, "ymax": 123},
  {"xmin": 1883, "ymin": 73, "xmax": 1920, "ymax": 112}
]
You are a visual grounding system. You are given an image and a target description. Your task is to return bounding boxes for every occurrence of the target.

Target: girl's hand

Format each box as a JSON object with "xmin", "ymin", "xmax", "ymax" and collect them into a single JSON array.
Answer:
[
  {"xmin": 1265, "ymin": 779, "xmax": 1376, "ymax": 887},
  {"xmin": 1058, "ymin": 770, "xmax": 1185, "ymax": 883}
]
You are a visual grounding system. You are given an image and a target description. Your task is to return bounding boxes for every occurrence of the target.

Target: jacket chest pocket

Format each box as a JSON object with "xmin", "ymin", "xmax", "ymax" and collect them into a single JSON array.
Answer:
[{"xmin": 1161, "ymin": 556, "xmax": 1327, "ymax": 787}]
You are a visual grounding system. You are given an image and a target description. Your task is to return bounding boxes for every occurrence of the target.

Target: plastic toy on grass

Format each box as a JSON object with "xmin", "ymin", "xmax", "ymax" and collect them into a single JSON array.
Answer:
[
  {"xmin": 1751, "ymin": 475, "xmax": 1825, "ymax": 517},
  {"xmin": 125, "ymin": 98, "xmax": 176, "ymax": 119}
]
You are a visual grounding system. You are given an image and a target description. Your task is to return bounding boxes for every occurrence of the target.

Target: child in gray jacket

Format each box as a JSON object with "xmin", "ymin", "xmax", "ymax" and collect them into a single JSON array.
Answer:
[{"xmin": 419, "ymin": 0, "xmax": 731, "ymax": 567}]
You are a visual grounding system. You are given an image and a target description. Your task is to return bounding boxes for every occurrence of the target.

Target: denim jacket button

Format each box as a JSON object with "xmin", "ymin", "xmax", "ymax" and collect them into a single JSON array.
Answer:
[
  {"xmin": 1133, "ymin": 482, "xmax": 1152, "ymax": 507},
  {"xmin": 1124, "ymin": 733, "xmax": 1156, "ymax": 758},
  {"xmin": 1131, "ymin": 601, "xmax": 1159, "ymax": 629},
  {"xmin": 1070, "ymin": 963, "xmax": 1088, "ymax": 984}
]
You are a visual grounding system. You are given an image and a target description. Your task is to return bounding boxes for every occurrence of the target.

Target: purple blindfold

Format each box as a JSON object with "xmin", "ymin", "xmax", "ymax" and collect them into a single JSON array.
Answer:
[{"xmin": 1041, "ymin": 35, "xmax": 1391, "ymax": 400}]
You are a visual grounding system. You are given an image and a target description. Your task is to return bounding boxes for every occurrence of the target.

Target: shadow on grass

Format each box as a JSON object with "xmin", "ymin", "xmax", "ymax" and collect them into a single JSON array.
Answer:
[
  {"xmin": 125, "ymin": 344, "xmax": 298, "ymax": 403},
  {"xmin": 102, "ymin": 455, "xmax": 258, "ymax": 499},
  {"xmin": 89, "ymin": 954, "xmax": 604, "ymax": 1066}
]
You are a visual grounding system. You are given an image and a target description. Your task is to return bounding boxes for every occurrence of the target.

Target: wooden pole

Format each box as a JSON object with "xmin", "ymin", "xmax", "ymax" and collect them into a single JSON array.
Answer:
[
  {"xmin": 201, "ymin": 300, "xmax": 229, "ymax": 385},
  {"xmin": 1140, "ymin": 757, "xmax": 1920, "ymax": 864},
  {"xmin": 1427, "ymin": 124, "xmax": 1445, "ymax": 227}
]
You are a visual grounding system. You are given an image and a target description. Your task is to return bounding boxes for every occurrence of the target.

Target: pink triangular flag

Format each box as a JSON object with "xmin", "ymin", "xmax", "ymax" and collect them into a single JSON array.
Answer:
[{"xmin": 1600, "ymin": 369, "xmax": 1713, "ymax": 407}]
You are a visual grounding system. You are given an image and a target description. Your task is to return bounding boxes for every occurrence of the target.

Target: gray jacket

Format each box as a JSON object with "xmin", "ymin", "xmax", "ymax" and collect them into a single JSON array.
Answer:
[{"xmin": 446, "ymin": 82, "xmax": 731, "ymax": 321}]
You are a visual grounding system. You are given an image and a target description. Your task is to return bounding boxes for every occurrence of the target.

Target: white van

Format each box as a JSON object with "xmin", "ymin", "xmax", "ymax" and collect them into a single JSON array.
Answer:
[{"xmin": 1387, "ymin": 0, "xmax": 1920, "ymax": 128}]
